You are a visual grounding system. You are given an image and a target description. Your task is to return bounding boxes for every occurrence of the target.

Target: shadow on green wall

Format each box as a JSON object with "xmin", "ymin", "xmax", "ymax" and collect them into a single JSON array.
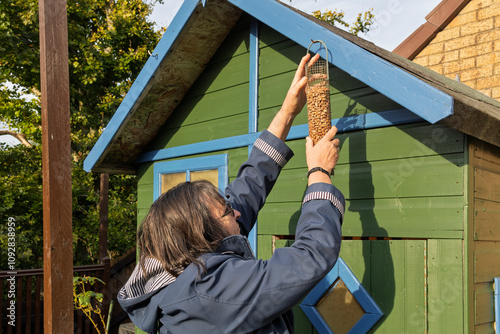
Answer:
[{"xmin": 339, "ymin": 99, "xmax": 395, "ymax": 331}]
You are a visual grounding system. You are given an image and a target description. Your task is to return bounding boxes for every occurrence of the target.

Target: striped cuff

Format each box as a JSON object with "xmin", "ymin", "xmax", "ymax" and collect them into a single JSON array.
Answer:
[
  {"xmin": 303, "ymin": 191, "xmax": 345, "ymax": 223},
  {"xmin": 254, "ymin": 137, "xmax": 288, "ymax": 168}
]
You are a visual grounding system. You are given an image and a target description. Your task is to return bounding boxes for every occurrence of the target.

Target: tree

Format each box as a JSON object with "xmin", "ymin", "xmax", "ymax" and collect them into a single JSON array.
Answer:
[
  {"xmin": 279, "ymin": 1, "xmax": 375, "ymax": 36},
  {"xmin": 312, "ymin": 8, "xmax": 375, "ymax": 36},
  {"xmin": 0, "ymin": 0, "xmax": 162, "ymax": 269}
]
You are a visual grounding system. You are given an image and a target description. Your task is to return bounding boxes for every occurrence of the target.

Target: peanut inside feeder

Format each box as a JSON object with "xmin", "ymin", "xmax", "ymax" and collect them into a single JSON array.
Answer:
[{"xmin": 306, "ymin": 40, "xmax": 331, "ymax": 146}]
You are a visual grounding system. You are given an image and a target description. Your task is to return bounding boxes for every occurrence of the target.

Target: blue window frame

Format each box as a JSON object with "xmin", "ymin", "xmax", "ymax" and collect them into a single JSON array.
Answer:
[
  {"xmin": 153, "ymin": 154, "xmax": 228, "ymax": 200},
  {"xmin": 300, "ymin": 257, "xmax": 383, "ymax": 334}
]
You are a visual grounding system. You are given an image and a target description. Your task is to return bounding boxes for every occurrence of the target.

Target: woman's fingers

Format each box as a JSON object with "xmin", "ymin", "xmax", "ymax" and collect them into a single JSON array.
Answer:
[
  {"xmin": 306, "ymin": 53, "xmax": 321, "ymax": 69},
  {"xmin": 291, "ymin": 54, "xmax": 310, "ymax": 87},
  {"xmin": 321, "ymin": 126, "xmax": 338, "ymax": 142},
  {"xmin": 292, "ymin": 53, "xmax": 321, "ymax": 87}
]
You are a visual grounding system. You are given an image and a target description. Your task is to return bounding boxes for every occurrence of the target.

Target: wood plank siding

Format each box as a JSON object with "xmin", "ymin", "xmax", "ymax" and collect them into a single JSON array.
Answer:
[{"xmin": 469, "ymin": 137, "xmax": 500, "ymax": 333}]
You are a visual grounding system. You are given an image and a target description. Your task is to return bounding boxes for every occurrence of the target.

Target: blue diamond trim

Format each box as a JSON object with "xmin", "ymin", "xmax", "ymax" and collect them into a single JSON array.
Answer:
[{"xmin": 300, "ymin": 257, "xmax": 384, "ymax": 334}]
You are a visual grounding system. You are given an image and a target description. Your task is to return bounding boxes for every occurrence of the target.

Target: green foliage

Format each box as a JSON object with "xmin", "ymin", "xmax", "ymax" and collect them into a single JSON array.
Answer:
[
  {"xmin": 349, "ymin": 10, "xmax": 376, "ymax": 36},
  {"xmin": 0, "ymin": 0, "xmax": 161, "ymax": 269},
  {"xmin": 0, "ymin": 142, "xmax": 138, "ymax": 269},
  {"xmin": 312, "ymin": 8, "xmax": 375, "ymax": 36},
  {"xmin": 73, "ymin": 276, "xmax": 107, "ymax": 334},
  {"xmin": 0, "ymin": 144, "xmax": 43, "ymax": 269}
]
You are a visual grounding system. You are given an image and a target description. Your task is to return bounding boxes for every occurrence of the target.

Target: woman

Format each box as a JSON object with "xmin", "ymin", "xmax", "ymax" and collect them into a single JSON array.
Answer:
[{"xmin": 118, "ymin": 53, "xmax": 344, "ymax": 333}]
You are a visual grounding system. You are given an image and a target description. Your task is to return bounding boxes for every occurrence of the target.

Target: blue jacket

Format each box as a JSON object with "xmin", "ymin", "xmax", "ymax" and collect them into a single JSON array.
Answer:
[{"xmin": 118, "ymin": 130, "xmax": 345, "ymax": 333}]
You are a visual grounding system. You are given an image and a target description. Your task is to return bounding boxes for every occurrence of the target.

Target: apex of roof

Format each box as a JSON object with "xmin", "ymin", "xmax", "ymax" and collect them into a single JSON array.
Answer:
[{"xmin": 84, "ymin": 0, "xmax": 500, "ymax": 174}]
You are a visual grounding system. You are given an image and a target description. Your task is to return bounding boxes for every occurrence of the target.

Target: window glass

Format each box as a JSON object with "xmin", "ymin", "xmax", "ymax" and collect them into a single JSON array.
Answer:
[
  {"xmin": 153, "ymin": 154, "xmax": 227, "ymax": 200},
  {"xmin": 190, "ymin": 169, "xmax": 218, "ymax": 186},
  {"xmin": 161, "ymin": 172, "xmax": 186, "ymax": 194}
]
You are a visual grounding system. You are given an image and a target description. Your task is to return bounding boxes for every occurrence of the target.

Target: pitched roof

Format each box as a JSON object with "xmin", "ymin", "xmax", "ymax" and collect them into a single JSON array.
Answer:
[
  {"xmin": 84, "ymin": 0, "xmax": 500, "ymax": 174},
  {"xmin": 393, "ymin": 0, "xmax": 470, "ymax": 59}
]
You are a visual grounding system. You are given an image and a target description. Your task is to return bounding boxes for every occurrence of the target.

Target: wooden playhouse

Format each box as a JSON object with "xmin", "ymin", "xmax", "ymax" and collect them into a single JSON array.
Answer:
[{"xmin": 84, "ymin": 0, "xmax": 500, "ymax": 333}]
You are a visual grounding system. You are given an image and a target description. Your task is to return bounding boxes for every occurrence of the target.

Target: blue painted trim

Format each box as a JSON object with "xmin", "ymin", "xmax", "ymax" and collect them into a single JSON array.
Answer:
[
  {"xmin": 302, "ymin": 262, "xmax": 339, "ymax": 306},
  {"xmin": 247, "ymin": 144, "xmax": 257, "ymax": 255},
  {"xmin": 247, "ymin": 18, "xmax": 259, "ymax": 254},
  {"xmin": 249, "ymin": 18, "xmax": 259, "ymax": 134},
  {"xmin": 300, "ymin": 257, "xmax": 383, "ymax": 334},
  {"xmin": 218, "ymin": 154, "xmax": 229, "ymax": 192},
  {"xmin": 228, "ymin": 0, "xmax": 453, "ymax": 124},
  {"xmin": 339, "ymin": 259, "xmax": 383, "ymax": 316},
  {"xmin": 137, "ymin": 132, "xmax": 261, "ymax": 163},
  {"xmin": 83, "ymin": 0, "xmax": 201, "ymax": 172},
  {"xmin": 495, "ymin": 277, "xmax": 500, "ymax": 334},
  {"xmin": 136, "ymin": 109, "xmax": 423, "ymax": 164},
  {"xmin": 153, "ymin": 154, "xmax": 228, "ymax": 200},
  {"xmin": 349, "ymin": 313, "xmax": 384, "ymax": 334},
  {"xmin": 299, "ymin": 305, "xmax": 334, "ymax": 334},
  {"xmin": 288, "ymin": 108, "xmax": 423, "ymax": 140}
]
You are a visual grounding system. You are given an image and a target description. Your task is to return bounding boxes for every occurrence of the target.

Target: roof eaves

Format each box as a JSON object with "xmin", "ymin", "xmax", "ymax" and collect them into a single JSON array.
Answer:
[
  {"xmin": 229, "ymin": 0, "xmax": 454, "ymax": 124},
  {"xmin": 83, "ymin": 0, "xmax": 202, "ymax": 173}
]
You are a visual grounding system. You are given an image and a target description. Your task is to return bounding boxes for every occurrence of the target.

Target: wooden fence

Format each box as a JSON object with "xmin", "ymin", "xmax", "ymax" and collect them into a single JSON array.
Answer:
[
  {"xmin": 106, "ymin": 251, "xmax": 136, "ymax": 333},
  {"xmin": 0, "ymin": 259, "xmax": 110, "ymax": 334}
]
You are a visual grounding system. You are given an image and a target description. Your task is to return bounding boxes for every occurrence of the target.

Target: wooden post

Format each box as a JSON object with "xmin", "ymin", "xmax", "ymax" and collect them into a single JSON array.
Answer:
[
  {"xmin": 99, "ymin": 173, "xmax": 110, "ymax": 261},
  {"xmin": 39, "ymin": 0, "xmax": 73, "ymax": 331},
  {"xmin": 99, "ymin": 174, "xmax": 110, "ymax": 332}
]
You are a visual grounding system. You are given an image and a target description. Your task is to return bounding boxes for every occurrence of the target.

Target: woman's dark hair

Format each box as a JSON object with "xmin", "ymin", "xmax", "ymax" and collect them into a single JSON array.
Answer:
[{"xmin": 137, "ymin": 180, "xmax": 230, "ymax": 277}]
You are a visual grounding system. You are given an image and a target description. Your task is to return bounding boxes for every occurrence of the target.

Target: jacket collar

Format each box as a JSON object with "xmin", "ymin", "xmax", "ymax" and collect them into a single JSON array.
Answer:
[{"xmin": 216, "ymin": 235, "xmax": 255, "ymax": 260}]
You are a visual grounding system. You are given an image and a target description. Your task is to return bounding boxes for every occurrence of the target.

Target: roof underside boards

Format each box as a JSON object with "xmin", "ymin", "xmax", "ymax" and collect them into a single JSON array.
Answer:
[
  {"xmin": 84, "ymin": 0, "xmax": 500, "ymax": 174},
  {"xmin": 83, "ymin": 0, "xmax": 242, "ymax": 173}
]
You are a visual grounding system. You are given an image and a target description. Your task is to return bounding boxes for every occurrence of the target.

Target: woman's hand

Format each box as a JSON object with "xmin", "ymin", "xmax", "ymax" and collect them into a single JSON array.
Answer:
[
  {"xmin": 280, "ymin": 53, "xmax": 320, "ymax": 118},
  {"xmin": 306, "ymin": 126, "xmax": 340, "ymax": 185},
  {"xmin": 267, "ymin": 53, "xmax": 321, "ymax": 141}
]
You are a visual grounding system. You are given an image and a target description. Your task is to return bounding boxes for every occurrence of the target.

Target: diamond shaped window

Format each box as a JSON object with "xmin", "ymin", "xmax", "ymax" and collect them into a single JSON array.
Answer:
[{"xmin": 300, "ymin": 257, "xmax": 383, "ymax": 334}]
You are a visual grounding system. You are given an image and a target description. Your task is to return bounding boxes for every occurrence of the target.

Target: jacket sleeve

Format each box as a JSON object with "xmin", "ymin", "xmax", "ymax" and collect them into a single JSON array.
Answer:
[
  {"xmin": 224, "ymin": 130, "xmax": 294, "ymax": 236},
  {"xmin": 198, "ymin": 183, "xmax": 345, "ymax": 333}
]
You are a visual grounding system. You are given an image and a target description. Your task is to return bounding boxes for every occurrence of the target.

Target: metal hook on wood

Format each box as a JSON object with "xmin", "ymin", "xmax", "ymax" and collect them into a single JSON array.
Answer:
[
  {"xmin": 148, "ymin": 50, "xmax": 158, "ymax": 60},
  {"xmin": 306, "ymin": 39, "xmax": 329, "ymax": 80}
]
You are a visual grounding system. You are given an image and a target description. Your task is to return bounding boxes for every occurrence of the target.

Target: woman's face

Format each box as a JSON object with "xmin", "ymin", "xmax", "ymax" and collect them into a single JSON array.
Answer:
[{"xmin": 215, "ymin": 202, "xmax": 242, "ymax": 236}]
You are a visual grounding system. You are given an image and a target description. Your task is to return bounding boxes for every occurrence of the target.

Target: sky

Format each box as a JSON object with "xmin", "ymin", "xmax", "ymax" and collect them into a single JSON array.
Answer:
[
  {"xmin": 1, "ymin": 0, "xmax": 441, "ymax": 146},
  {"xmin": 148, "ymin": 0, "xmax": 442, "ymax": 51}
]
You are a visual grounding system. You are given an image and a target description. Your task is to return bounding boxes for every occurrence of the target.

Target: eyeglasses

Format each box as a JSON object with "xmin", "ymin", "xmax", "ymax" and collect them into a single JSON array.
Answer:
[{"xmin": 219, "ymin": 202, "xmax": 235, "ymax": 219}]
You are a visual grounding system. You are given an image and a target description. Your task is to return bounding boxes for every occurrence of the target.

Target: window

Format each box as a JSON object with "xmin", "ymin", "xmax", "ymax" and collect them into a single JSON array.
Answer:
[{"xmin": 153, "ymin": 154, "xmax": 228, "ymax": 200}]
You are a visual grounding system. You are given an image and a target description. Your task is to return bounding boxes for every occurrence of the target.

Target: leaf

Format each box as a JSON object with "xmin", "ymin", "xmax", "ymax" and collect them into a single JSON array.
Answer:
[{"xmin": 78, "ymin": 295, "xmax": 87, "ymax": 307}]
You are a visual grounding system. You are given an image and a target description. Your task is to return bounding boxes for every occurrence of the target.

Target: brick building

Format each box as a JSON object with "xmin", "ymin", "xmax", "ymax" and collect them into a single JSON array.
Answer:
[{"xmin": 394, "ymin": 0, "xmax": 500, "ymax": 99}]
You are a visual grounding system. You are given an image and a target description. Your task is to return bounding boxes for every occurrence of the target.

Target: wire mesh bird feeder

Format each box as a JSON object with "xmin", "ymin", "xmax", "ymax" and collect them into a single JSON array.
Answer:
[{"xmin": 306, "ymin": 40, "xmax": 331, "ymax": 146}]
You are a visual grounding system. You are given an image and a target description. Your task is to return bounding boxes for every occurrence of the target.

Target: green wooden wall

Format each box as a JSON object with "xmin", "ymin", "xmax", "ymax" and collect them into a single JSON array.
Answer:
[
  {"xmin": 136, "ymin": 16, "xmax": 469, "ymax": 334},
  {"xmin": 145, "ymin": 16, "xmax": 251, "ymax": 152}
]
